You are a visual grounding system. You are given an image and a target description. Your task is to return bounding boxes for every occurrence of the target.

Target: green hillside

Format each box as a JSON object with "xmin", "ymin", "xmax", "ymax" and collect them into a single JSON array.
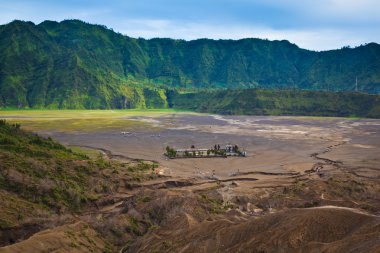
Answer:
[
  {"xmin": 0, "ymin": 19, "xmax": 380, "ymax": 109},
  {"xmin": 169, "ymin": 89, "xmax": 380, "ymax": 118},
  {"xmin": 0, "ymin": 119, "xmax": 156, "ymax": 228}
]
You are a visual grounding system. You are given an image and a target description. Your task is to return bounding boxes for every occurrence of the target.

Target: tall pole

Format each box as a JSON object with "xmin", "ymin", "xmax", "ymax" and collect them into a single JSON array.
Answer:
[{"xmin": 355, "ymin": 76, "xmax": 358, "ymax": 92}]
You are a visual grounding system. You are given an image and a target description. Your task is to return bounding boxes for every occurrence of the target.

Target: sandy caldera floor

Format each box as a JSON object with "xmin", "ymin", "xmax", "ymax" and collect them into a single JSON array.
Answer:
[{"xmin": 43, "ymin": 114, "xmax": 380, "ymax": 181}]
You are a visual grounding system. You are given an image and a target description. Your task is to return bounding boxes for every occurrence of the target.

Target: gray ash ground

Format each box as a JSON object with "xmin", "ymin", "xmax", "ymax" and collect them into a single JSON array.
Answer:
[{"xmin": 47, "ymin": 114, "xmax": 380, "ymax": 181}]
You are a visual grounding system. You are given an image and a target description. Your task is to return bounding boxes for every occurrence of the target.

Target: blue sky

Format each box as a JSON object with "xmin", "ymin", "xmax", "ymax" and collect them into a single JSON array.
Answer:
[{"xmin": 0, "ymin": 0, "xmax": 379, "ymax": 51}]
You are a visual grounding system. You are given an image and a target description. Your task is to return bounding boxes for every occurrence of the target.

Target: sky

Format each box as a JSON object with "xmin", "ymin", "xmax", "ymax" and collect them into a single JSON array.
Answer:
[{"xmin": 0, "ymin": 0, "xmax": 379, "ymax": 51}]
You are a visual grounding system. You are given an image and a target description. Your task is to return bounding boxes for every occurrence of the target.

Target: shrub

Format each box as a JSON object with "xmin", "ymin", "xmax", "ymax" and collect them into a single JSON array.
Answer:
[{"xmin": 165, "ymin": 146, "xmax": 177, "ymax": 158}]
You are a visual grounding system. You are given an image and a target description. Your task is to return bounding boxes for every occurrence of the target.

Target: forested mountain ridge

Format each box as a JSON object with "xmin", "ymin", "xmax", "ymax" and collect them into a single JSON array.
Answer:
[{"xmin": 0, "ymin": 19, "xmax": 380, "ymax": 109}]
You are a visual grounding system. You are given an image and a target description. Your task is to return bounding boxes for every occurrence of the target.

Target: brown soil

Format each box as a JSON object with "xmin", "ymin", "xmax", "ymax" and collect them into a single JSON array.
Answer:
[
  {"xmin": 126, "ymin": 207, "xmax": 380, "ymax": 253},
  {"xmin": 0, "ymin": 222, "xmax": 108, "ymax": 253}
]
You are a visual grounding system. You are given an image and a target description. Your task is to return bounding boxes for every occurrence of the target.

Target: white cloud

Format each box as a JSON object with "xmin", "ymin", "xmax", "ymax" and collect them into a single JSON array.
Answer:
[
  {"xmin": 112, "ymin": 19, "xmax": 378, "ymax": 50},
  {"xmin": 325, "ymin": 0, "xmax": 380, "ymax": 12},
  {"xmin": 0, "ymin": 2, "xmax": 111, "ymax": 26},
  {"xmin": 258, "ymin": 0, "xmax": 380, "ymax": 23}
]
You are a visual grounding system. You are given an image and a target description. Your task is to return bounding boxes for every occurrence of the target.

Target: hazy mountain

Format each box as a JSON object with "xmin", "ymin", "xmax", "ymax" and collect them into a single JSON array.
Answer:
[{"xmin": 0, "ymin": 19, "xmax": 380, "ymax": 109}]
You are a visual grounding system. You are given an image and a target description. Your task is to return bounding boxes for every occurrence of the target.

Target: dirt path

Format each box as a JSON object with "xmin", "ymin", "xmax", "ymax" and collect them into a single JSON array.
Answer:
[
  {"xmin": 307, "ymin": 205, "xmax": 378, "ymax": 217},
  {"xmin": 75, "ymin": 145, "xmax": 159, "ymax": 162}
]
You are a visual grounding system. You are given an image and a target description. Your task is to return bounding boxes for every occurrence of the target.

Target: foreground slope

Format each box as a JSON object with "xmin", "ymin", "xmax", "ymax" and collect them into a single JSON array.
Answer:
[
  {"xmin": 127, "ymin": 207, "xmax": 380, "ymax": 253},
  {"xmin": 0, "ymin": 119, "xmax": 163, "ymax": 251},
  {"xmin": 0, "ymin": 20, "xmax": 380, "ymax": 109}
]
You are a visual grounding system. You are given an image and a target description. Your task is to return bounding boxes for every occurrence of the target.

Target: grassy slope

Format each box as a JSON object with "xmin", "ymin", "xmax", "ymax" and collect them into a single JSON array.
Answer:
[
  {"xmin": 0, "ymin": 119, "xmax": 157, "ymax": 229},
  {"xmin": 0, "ymin": 109, "xmax": 194, "ymax": 132}
]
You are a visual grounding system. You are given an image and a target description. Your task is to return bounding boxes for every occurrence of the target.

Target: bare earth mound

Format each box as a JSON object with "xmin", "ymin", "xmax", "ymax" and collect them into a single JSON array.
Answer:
[
  {"xmin": 0, "ymin": 222, "xmax": 107, "ymax": 253},
  {"xmin": 127, "ymin": 207, "xmax": 380, "ymax": 253}
]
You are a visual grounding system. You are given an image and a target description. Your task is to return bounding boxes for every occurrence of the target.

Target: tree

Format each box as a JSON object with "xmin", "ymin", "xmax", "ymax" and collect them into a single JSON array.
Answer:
[{"xmin": 165, "ymin": 146, "xmax": 177, "ymax": 158}]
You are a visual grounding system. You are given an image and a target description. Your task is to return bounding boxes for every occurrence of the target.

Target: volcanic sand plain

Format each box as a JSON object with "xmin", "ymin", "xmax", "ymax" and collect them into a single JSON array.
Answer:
[{"xmin": 2, "ymin": 110, "xmax": 379, "ymax": 181}]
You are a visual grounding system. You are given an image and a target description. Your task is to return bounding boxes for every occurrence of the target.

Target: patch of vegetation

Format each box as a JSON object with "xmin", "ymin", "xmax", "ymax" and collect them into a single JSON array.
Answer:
[
  {"xmin": 137, "ymin": 195, "xmax": 152, "ymax": 204},
  {"xmin": 165, "ymin": 146, "xmax": 177, "ymax": 158},
  {"xmin": 126, "ymin": 217, "xmax": 143, "ymax": 236},
  {"xmin": 199, "ymin": 194, "xmax": 230, "ymax": 214},
  {"xmin": 169, "ymin": 89, "xmax": 380, "ymax": 118},
  {"xmin": 325, "ymin": 177, "xmax": 369, "ymax": 198}
]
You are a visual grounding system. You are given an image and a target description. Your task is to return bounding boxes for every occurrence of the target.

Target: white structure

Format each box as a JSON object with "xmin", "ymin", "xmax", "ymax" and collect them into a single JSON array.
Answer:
[
  {"xmin": 175, "ymin": 148, "xmax": 209, "ymax": 158},
  {"xmin": 169, "ymin": 144, "xmax": 246, "ymax": 158}
]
